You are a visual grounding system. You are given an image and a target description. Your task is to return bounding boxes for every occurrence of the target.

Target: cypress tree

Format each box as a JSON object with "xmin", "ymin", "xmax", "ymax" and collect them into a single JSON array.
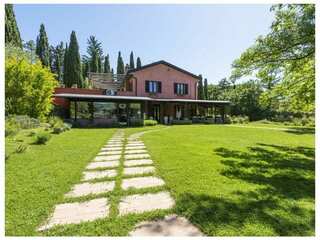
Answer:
[
  {"xmin": 198, "ymin": 74, "xmax": 204, "ymax": 100},
  {"xmin": 111, "ymin": 68, "xmax": 114, "ymax": 75},
  {"xmin": 204, "ymin": 78, "xmax": 208, "ymax": 100},
  {"xmin": 5, "ymin": 4, "xmax": 22, "ymax": 48},
  {"xmin": 117, "ymin": 51, "xmax": 125, "ymax": 74},
  {"xmin": 51, "ymin": 42, "xmax": 65, "ymax": 82},
  {"xmin": 104, "ymin": 54, "xmax": 111, "ymax": 73},
  {"xmin": 66, "ymin": 31, "xmax": 83, "ymax": 87},
  {"xmin": 35, "ymin": 24, "xmax": 50, "ymax": 67},
  {"xmin": 129, "ymin": 51, "xmax": 135, "ymax": 69},
  {"xmin": 136, "ymin": 57, "xmax": 142, "ymax": 69}
]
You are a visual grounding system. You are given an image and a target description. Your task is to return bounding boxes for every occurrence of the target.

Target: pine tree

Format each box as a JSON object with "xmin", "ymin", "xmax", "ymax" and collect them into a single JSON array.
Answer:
[
  {"xmin": 129, "ymin": 51, "xmax": 135, "ymax": 69},
  {"xmin": 23, "ymin": 40, "xmax": 36, "ymax": 63},
  {"xmin": 35, "ymin": 24, "xmax": 50, "ymax": 67},
  {"xmin": 198, "ymin": 74, "xmax": 204, "ymax": 100},
  {"xmin": 136, "ymin": 57, "xmax": 142, "ymax": 69},
  {"xmin": 117, "ymin": 51, "xmax": 125, "ymax": 74},
  {"xmin": 204, "ymin": 78, "xmax": 208, "ymax": 100},
  {"xmin": 65, "ymin": 31, "xmax": 83, "ymax": 87},
  {"xmin": 63, "ymin": 44, "xmax": 69, "ymax": 86},
  {"xmin": 104, "ymin": 54, "xmax": 111, "ymax": 73},
  {"xmin": 82, "ymin": 56, "xmax": 90, "ymax": 80},
  {"xmin": 86, "ymin": 36, "xmax": 103, "ymax": 73},
  {"xmin": 50, "ymin": 42, "xmax": 65, "ymax": 82},
  {"xmin": 5, "ymin": 4, "xmax": 22, "ymax": 48}
]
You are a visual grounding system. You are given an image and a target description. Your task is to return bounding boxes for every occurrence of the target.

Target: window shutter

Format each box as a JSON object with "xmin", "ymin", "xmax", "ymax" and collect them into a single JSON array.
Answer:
[
  {"xmin": 174, "ymin": 83, "xmax": 177, "ymax": 94},
  {"xmin": 145, "ymin": 81, "xmax": 149, "ymax": 93},
  {"xmin": 158, "ymin": 81, "xmax": 162, "ymax": 93},
  {"xmin": 185, "ymin": 84, "xmax": 188, "ymax": 95}
]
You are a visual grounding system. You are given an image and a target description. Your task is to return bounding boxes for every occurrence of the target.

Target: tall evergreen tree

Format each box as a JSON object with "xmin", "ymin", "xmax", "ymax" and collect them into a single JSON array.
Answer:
[
  {"xmin": 65, "ymin": 31, "xmax": 83, "ymax": 87},
  {"xmin": 129, "ymin": 51, "xmax": 135, "ymax": 69},
  {"xmin": 5, "ymin": 4, "xmax": 22, "ymax": 48},
  {"xmin": 23, "ymin": 40, "xmax": 36, "ymax": 63},
  {"xmin": 82, "ymin": 56, "xmax": 90, "ymax": 80},
  {"xmin": 104, "ymin": 54, "xmax": 111, "ymax": 73},
  {"xmin": 117, "ymin": 51, "xmax": 125, "ymax": 74},
  {"xmin": 136, "ymin": 57, "xmax": 142, "ymax": 69},
  {"xmin": 86, "ymin": 36, "xmax": 103, "ymax": 73},
  {"xmin": 197, "ymin": 74, "xmax": 204, "ymax": 100},
  {"xmin": 111, "ymin": 68, "xmax": 114, "ymax": 75},
  {"xmin": 204, "ymin": 78, "xmax": 208, "ymax": 100},
  {"xmin": 50, "ymin": 42, "xmax": 65, "ymax": 82},
  {"xmin": 35, "ymin": 24, "xmax": 50, "ymax": 67}
]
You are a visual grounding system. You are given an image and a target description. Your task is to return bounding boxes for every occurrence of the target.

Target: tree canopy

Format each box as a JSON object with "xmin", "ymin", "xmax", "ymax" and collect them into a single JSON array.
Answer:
[
  {"xmin": 129, "ymin": 51, "xmax": 135, "ymax": 69},
  {"xmin": 86, "ymin": 36, "xmax": 103, "ymax": 73},
  {"xmin": 117, "ymin": 51, "xmax": 125, "ymax": 74},
  {"xmin": 5, "ymin": 4, "xmax": 22, "ymax": 48},
  {"xmin": 231, "ymin": 4, "xmax": 315, "ymax": 113},
  {"xmin": 35, "ymin": 24, "xmax": 50, "ymax": 67}
]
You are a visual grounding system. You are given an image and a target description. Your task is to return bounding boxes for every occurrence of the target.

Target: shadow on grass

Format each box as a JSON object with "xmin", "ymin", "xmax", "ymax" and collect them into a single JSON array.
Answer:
[
  {"xmin": 176, "ymin": 143, "xmax": 315, "ymax": 236},
  {"xmin": 284, "ymin": 127, "xmax": 315, "ymax": 135}
]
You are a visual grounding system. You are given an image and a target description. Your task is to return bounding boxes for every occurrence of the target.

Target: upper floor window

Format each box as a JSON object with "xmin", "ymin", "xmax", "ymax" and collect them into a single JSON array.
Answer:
[
  {"xmin": 145, "ymin": 80, "xmax": 162, "ymax": 93},
  {"xmin": 174, "ymin": 83, "xmax": 188, "ymax": 95}
]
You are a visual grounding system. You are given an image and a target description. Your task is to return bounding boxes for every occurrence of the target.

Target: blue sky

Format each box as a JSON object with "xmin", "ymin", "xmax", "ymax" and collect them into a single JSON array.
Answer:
[{"xmin": 14, "ymin": 4, "xmax": 274, "ymax": 84}]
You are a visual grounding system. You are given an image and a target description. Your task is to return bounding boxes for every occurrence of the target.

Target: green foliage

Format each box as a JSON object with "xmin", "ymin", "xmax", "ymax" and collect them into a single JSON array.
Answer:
[
  {"xmin": 50, "ymin": 42, "xmax": 65, "ymax": 82},
  {"xmin": 86, "ymin": 36, "xmax": 103, "ymax": 73},
  {"xmin": 15, "ymin": 143, "xmax": 28, "ymax": 153},
  {"xmin": 228, "ymin": 115, "xmax": 250, "ymax": 124},
  {"xmin": 129, "ymin": 51, "xmax": 135, "ymax": 69},
  {"xmin": 35, "ymin": 24, "xmax": 50, "ymax": 67},
  {"xmin": 7, "ymin": 115, "xmax": 40, "ymax": 129},
  {"xmin": 5, "ymin": 118, "xmax": 20, "ymax": 137},
  {"xmin": 231, "ymin": 4, "xmax": 315, "ymax": 113},
  {"xmin": 104, "ymin": 54, "xmax": 111, "ymax": 73},
  {"xmin": 64, "ymin": 31, "xmax": 83, "ymax": 87},
  {"xmin": 5, "ymin": 53, "xmax": 58, "ymax": 119},
  {"xmin": 197, "ymin": 74, "xmax": 204, "ymax": 100},
  {"xmin": 117, "ymin": 51, "xmax": 125, "ymax": 74},
  {"xmin": 34, "ymin": 131, "xmax": 51, "ymax": 144},
  {"xmin": 136, "ymin": 57, "xmax": 142, "ymax": 69},
  {"xmin": 5, "ymin": 4, "xmax": 22, "ymax": 48},
  {"xmin": 204, "ymin": 78, "xmax": 208, "ymax": 99},
  {"xmin": 23, "ymin": 40, "xmax": 38, "ymax": 63},
  {"xmin": 144, "ymin": 120, "xmax": 158, "ymax": 126}
]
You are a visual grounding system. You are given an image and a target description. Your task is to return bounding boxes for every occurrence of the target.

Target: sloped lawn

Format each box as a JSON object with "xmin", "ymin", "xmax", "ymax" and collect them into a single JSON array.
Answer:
[
  {"xmin": 5, "ymin": 128, "xmax": 116, "ymax": 236},
  {"xmin": 141, "ymin": 125, "xmax": 315, "ymax": 236}
]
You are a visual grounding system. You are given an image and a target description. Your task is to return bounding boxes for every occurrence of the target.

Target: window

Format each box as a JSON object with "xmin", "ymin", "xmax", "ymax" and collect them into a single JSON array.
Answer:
[
  {"xmin": 145, "ymin": 80, "xmax": 161, "ymax": 93},
  {"xmin": 93, "ymin": 102, "xmax": 117, "ymax": 119},
  {"xmin": 174, "ymin": 83, "xmax": 188, "ymax": 95}
]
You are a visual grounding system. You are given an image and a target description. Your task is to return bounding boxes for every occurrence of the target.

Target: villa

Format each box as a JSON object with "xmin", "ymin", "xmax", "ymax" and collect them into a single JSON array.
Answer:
[{"xmin": 53, "ymin": 60, "xmax": 230, "ymax": 127}]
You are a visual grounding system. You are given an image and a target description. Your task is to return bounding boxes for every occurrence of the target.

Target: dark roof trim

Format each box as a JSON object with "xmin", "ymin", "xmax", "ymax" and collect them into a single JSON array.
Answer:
[
  {"xmin": 127, "ymin": 60, "xmax": 200, "ymax": 80},
  {"xmin": 54, "ymin": 93, "xmax": 230, "ymax": 104}
]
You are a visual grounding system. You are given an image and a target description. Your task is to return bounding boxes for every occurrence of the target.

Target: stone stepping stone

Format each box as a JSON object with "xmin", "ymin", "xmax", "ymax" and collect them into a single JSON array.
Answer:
[
  {"xmin": 105, "ymin": 144, "xmax": 123, "ymax": 148},
  {"xmin": 129, "ymin": 214, "xmax": 203, "ymax": 236},
  {"xmin": 125, "ymin": 149, "xmax": 148, "ymax": 154},
  {"xmin": 127, "ymin": 141, "xmax": 143, "ymax": 144},
  {"xmin": 125, "ymin": 146, "xmax": 146, "ymax": 150},
  {"xmin": 121, "ymin": 176, "xmax": 165, "ymax": 190},
  {"xmin": 125, "ymin": 154, "xmax": 150, "ymax": 160},
  {"xmin": 94, "ymin": 155, "xmax": 121, "ymax": 161},
  {"xmin": 119, "ymin": 192, "xmax": 174, "ymax": 216},
  {"xmin": 98, "ymin": 150, "xmax": 122, "ymax": 156},
  {"xmin": 86, "ymin": 161, "xmax": 119, "ymax": 170},
  {"xmin": 38, "ymin": 198, "xmax": 109, "ymax": 231},
  {"xmin": 65, "ymin": 181, "xmax": 115, "ymax": 198},
  {"xmin": 83, "ymin": 169, "xmax": 117, "ymax": 181},
  {"xmin": 124, "ymin": 159, "xmax": 153, "ymax": 167},
  {"xmin": 126, "ymin": 143, "xmax": 145, "ymax": 147},
  {"xmin": 123, "ymin": 166, "xmax": 155, "ymax": 176},
  {"xmin": 101, "ymin": 147, "xmax": 122, "ymax": 151}
]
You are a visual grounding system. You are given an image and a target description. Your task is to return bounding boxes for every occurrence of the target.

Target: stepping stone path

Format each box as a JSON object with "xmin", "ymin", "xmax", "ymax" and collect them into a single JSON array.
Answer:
[{"xmin": 38, "ymin": 130, "xmax": 202, "ymax": 236}]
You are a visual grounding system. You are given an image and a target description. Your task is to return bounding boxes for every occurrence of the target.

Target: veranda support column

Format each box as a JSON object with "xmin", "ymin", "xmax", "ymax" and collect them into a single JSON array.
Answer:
[{"xmin": 74, "ymin": 101, "xmax": 77, "ymax": 121}]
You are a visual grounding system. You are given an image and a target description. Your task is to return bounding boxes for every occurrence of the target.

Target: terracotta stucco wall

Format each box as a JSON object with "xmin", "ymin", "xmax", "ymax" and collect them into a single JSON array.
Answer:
[{"xmin": 118, "ymin": 63, "xmax": 198, "ymax": 99}]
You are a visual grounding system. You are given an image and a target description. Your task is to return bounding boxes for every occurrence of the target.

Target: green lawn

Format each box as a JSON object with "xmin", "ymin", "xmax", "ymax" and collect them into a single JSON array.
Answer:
[
  {"xmin": 5, "ymin": 124, "xmax": 315, "ymax": 236},
  {"xmin": 141, "ymin": 125, "xmax": 315, "ymax": 236}
]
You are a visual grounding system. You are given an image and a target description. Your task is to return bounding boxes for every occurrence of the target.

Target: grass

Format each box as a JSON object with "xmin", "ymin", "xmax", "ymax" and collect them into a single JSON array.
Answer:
[
  {"xmin": 141, "ymin": 124, "xmax": 315, "ymax": 236},
  {"xmin": 5, "ymin": 123, "xmax": 314, "ymax": 236}
]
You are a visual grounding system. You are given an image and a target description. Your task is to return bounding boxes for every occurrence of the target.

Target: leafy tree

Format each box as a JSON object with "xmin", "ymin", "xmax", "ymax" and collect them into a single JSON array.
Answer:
[
  {"xmin": 207, "ymin": 84, "xmax": 220, "ymax": 100},
  {"xmin": 5, "ymin": 45, "xmax": 58, "ymax": 119},
  {"xmin": 50, "ymin": 42, "xmax": 65, "ymax": 82},
  {"xmin": 5, "ymin": 4, "xmax": 22, "ymax": 48},
  {"xmin": 136, "ymin": 57, "xmax": 142, "ymax": 69},
  {"xmin": 231, "ymin": 4, "xmax": 315, "ymax": 113},
  {"xmin": 86, "ymin": 36, "xmax": 103, "ymax": 73},
  {"xmin": 23, "ymin": 40, "xmax": 37, "ymax": 63},
  {"xmin": 35, "ymin": 24, "xmax": 50, "ymax": 67},
  {"xmin": 218, "ymin": 77, "xmax": 230, "ymax": 91},
  {"xmin": 204, "ymin": 78, "xmax": 208, "ymax": 99},
  {"xmin": 63, "ymin": 43, "xmax": 69, "ymax": 86},
  {"xmin": 64, "ymin": 31, "xmax": 83, "ymax": 87},
  {"xmin": 129, "ymin": 51, "xmax": 135, "ymax": 69},
  {"xmin": 104, "ymin": 54, "xmax": 111, "ymax": 73},
  {"xmin": 197, "ymin": 74, "xmax": 204, "ymax": 100},
  {"xmin": 82, "ymin": 55, "xmax": 90, "ymax": 80},
  {"xmin": 117, "ymin": 51, "xmax": 125, "ymax": 74}
]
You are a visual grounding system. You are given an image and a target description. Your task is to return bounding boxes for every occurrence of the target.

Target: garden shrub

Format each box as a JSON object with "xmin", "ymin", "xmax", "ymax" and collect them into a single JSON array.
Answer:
[
  {"xmin": 15, "ymin": 143, "xmax": 28, "ymax": 153},
  {"xmin": 34, "ymin": 132, "xmax": 51, "ymax": 144},
  {"xmin": 5, "ymin": 118, "xmax": 20, "ymax": 137},
  {"xmin": 144, "ymin": 120, "xmax": 158, "ymax": 126},
  {"xmin": 230, "ymin": 115, "xmax": 249, "ymax": 124}
]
